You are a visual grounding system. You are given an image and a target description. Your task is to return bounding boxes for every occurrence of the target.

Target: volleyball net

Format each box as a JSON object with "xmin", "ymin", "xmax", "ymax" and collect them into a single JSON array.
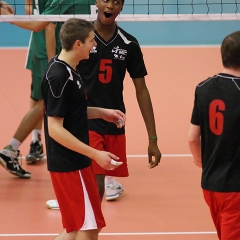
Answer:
[{"xmin": 0, "ymin": 0, "xmax": 240, "ymax": 22}]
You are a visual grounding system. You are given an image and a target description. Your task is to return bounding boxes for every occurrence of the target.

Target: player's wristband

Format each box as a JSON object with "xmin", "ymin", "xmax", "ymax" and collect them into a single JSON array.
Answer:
[{"xmin": 149, "ymin": 135, "xmax": 158, "ymax": 140}]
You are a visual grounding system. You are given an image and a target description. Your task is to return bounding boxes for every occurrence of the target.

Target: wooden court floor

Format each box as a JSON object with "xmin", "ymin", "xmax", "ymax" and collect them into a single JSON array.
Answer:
[{"xmin": 0, "ymin": 47, "xmax": 222, "ymax": 239}]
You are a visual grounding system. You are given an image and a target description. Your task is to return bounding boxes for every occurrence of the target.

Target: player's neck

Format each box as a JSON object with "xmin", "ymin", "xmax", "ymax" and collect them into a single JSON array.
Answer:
[
  {"xmin": 94, "ymin": 19, "xmax": 117, "ymax": 41},
  {"xmin": 58, "ymin": 51, "xmax": 78, "ymax": 71},
  {"xmin": 222, "ymin": 68, "xmax": 240, "ymax": 77}
]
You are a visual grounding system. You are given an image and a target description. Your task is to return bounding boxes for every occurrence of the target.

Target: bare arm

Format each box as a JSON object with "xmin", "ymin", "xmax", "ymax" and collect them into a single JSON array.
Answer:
[
  {"xmin": 132, "ymin": 77, "xmax": 162, "ymax": 168},
  {"xmin": 188, "ymin": 123, "xmax": 202, "ymax": 168},
  {"xmin": 87, "ymin": 107, "xmax": 126, "ymax": 128},
  {"xmin": 0, "ymin": 1, "xmax": 14, "ymax": 14},
  {"xmin": 0, "ymin": 7, "xmax": 49, "ymax": 31},
  {"xmin": 25, "ymin": 0, "xmax": 32, "ymax": 15},
  {"xmin": 45, "ymin": 23, "xmax": 57, "ymax": 60},
  {"xmin": 48, "ymin": 117, "xmax": 120, "ymax": 170}
]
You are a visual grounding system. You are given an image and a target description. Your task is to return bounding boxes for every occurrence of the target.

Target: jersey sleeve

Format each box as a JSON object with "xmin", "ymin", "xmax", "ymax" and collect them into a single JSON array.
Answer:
[
  {"xmin": 44, "ymin": 68, "xmax": 72, "ymax": 118},
  {"xmin": 127, "ymin": 41, "xmax": 147, "ymax": 79}
]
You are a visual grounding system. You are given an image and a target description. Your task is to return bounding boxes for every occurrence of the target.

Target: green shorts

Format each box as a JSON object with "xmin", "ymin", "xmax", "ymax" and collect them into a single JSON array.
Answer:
[{"xmin": 26, "ymin": 52, "xmax": 48, "ymax": 101}]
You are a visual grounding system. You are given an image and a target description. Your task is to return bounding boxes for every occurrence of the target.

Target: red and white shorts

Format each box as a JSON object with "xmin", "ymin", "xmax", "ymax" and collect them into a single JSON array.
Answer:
[
  {"xmin": 50, "ymin": 166, "xmax": 106, "ymax": 233},
  {"xmin": 89, "ymin": 131, "xmax": 129, "ymax": 177}
]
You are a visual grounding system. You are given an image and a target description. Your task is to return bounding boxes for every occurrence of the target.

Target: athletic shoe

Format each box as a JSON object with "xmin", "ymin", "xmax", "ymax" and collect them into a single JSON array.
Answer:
[
  {"xmin": 0, "ymin": 145, "xmax": 31, "ymax": 178},
  {"xmin": 105, "ymin": 180, "xmax": 124, "ymax": 201},
  {"xmin": 26, "ymin": 140, "xmax": 44, "ymax": 164},
  {"xmin": 46, "ymin": 200, "xmax": 59, "ymax": 210}
]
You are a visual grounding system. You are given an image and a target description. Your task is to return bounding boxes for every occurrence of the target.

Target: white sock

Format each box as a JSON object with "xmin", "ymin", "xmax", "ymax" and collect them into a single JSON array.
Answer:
[
  {"xmin": 105, "ymin": 176, "xmax": 115, "ymax": 185},
  {"xmin": 32, "ymin": 130, "xmax": 42, "ymax": 142},
  {"xmin": 9, "ymin": 138, "xmax": 21, "ymax": 151}
]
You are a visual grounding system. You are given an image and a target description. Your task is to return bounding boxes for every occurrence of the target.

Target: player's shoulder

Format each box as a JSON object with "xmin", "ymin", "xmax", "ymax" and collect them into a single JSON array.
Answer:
[
  {"xmin": 117, "ymin": 26, "xmax": 140, "ymax": 46},
  {"xmin": 197, "ymin": 75, "xmax": 218, "ymax": 88},
  {"xmin": 47, "ymin": 57, "xmax": 73, "ymax": 79}
]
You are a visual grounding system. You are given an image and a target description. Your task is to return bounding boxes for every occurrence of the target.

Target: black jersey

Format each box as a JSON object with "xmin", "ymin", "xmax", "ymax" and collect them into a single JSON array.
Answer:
[
  {"xmin": 77, "ymin": 26, "xmax": 147, "ymax": 135},
  {"xmin": 191, "ymin": 73, "xmax": 240, "ymax": 192},
  {"xmin": 42, "ymin": 56, "xmax": 91, "ymax": 172}
]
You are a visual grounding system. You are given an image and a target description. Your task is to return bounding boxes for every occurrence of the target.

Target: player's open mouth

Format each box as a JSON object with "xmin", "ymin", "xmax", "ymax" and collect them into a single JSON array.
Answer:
[{"xmin": 104, "ymin": 12, "xmax": 113, "ymax": 18}]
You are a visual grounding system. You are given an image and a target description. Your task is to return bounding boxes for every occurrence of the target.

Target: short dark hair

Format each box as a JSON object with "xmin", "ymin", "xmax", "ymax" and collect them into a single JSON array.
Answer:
[
  {"xmin": 60, "ymin": 18, "xmax": 95, "ymax": 51},
  {"xmin": 221, "ymin": 31, "xmax": 240, "ymax": 69}
]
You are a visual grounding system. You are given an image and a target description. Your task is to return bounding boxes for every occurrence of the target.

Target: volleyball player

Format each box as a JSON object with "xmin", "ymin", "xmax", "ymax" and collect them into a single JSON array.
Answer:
[
  {"xmin": 80, "ymin": 0, "xmax": 161, "ymax": 201},
  {"xmin": 42, "ymin": 18, "xmax": 125, "ymax": 240},
  {"xmin": 188, "ymin": 31, "xmax": 240, "ymax": 239}
]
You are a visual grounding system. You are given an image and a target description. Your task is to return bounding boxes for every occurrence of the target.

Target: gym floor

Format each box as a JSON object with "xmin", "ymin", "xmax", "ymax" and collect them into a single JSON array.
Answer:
[{"xmin": 0, "ymin": 47, "xmax": 221, "ymax": 239}]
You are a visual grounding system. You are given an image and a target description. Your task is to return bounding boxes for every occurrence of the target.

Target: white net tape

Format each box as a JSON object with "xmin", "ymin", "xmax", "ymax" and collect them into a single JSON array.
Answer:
[{"xmin": 0, "ymin": 1, "xmax": 240, "ymax": 22}]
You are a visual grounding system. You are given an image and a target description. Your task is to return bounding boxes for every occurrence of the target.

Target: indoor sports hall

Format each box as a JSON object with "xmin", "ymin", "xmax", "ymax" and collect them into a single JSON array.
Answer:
[{"xmin": 1, "ymin": 1, "xmax": 240, "ymax": 239}]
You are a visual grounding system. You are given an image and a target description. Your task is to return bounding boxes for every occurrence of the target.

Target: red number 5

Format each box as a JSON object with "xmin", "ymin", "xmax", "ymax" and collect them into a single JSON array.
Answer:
[
  {"xmin": 99, "ymin": 59, "xmax": 112, "ymax": 83},
  {"xmin": 209, "ymin": 99, "xmax": 225, "ymax": 135}
]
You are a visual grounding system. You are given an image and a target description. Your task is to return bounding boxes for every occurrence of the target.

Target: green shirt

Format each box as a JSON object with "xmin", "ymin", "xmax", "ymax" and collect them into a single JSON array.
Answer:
[{"xmin": 27, "ymin": 0, "xmax": 96, "ymax": 62}]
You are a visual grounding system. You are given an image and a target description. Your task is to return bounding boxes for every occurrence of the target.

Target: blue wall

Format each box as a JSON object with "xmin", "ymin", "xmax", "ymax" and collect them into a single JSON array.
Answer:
[
  {"xmin": 1, "ymin": 20, "xmax": 240, "ymax": 47},
  {"xmin": 0, "ymin": 0, "xmax": 239, "ymax": 47}
]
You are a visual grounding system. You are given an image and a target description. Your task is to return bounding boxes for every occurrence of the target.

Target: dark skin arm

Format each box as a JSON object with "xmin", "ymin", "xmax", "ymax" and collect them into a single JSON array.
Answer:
[{"xmin": 132, "ymin": 77, "xmax": 162, "ymax": 168}]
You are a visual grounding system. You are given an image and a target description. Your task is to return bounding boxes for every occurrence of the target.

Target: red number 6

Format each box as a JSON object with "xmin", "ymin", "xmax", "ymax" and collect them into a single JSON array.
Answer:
[{"xmin": 209, "ymin": 99, "xmax": 225, "ymax": 135}]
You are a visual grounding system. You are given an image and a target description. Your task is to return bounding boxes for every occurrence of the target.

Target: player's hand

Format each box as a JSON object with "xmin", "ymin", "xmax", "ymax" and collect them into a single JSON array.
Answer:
[
  {"xmin": 93, "ymin": 151, "xmax": 123, "ymax": 171},
  {"xmin": 102, "ymin": 109, "xmax": 126, "ymax": 128},
  {"xmin": 0, "ymin": 1, "xmax": 14, "ymax": 14},
  {"xmin": 193, "ymin": 159, "xmax": 202, "ymax": 168},
  {"xmin": 148, "ymin": 142, "xmax": 161, "ymax": 169}
]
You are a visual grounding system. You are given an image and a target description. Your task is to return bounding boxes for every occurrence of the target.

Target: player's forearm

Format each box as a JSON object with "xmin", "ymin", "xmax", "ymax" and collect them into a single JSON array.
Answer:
[
  {"xmin": 0, "ymin": 8, "xmax": 48, "ymax": 31},
  {"xmin": 87, "ymin": 107, "xmax": 105, "ymax": 119},
  {"xmin": 136, "ymin": 88, "xmax": 158, "ymax": 137},
  {"xmin": 188, "ymin": 124, "xmax": 202, "ymax": 167},
  {"xmin": 189, "ymin": 141, "xmax": 202, "ymax": 167},
  {"xmin": 25, "ymin": 0, "xmax": 32, "ymax": 15},
  {"xmin": 45, "ymin": 23, "xmax": 57, "ymax": 60},
  {"xmin": 10, "ymin": 21, "xmax": 48, "ymax": 32}
]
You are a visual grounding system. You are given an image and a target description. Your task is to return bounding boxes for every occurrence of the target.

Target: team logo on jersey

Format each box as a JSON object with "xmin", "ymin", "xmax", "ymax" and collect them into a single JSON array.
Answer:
[
  {"xmin": 112, "ymin": 46, "xmax": 127, "ymax": 60},
  {"xmin": 90, "ymin": 46, "xmax": 97, "ymax": 53}
]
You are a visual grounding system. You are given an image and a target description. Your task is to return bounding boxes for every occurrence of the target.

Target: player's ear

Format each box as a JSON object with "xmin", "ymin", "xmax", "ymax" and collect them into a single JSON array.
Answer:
[
  {"xmin": 95, "ymin": 0, "xmax": 98, "ymax": 7},
  {"xmin": 75, "ymin": 40, "xmax": 81, "ymax": 48}
]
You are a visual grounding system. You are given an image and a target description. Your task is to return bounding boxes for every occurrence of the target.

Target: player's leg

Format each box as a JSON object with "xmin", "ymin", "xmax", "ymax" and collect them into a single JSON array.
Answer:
[
  {"xmin": 12, "ymin": 100, "xmax": 44, "ymax": 144},
  {"xmin": 26, "ymin": 57, "xmax": 46, "ymax": 164},
  {"xmin": 0, "ymin": 94, "xmax": 42, "ymax": 178},
  {"xmin": 25, "ymin": 98, "xmax": 44, "ymax": 164},
  {"xmin": 54, "ymin": 230, "xmax": 77, "ymax": 240},
  {"xmin": 50, "ymin": 168, "xmax": 105, "ymax": 240},
  {"xmin": 89, "ymin": 131, "xmax": 107, "ymax": 200},
  {"xmin": 103, "ymin": 134, "xmax": 128, "ymax": 201},
  {"xmin": 54, "ymin": 229, "xmax": 99, "ymax": 240},
  {"xmin": 202, "ymin": 189, "xmax": 221, "ymax": 239},
  {"xmin": 220, "ymin": 192, "xmax": 240, "ymax": 239}
]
